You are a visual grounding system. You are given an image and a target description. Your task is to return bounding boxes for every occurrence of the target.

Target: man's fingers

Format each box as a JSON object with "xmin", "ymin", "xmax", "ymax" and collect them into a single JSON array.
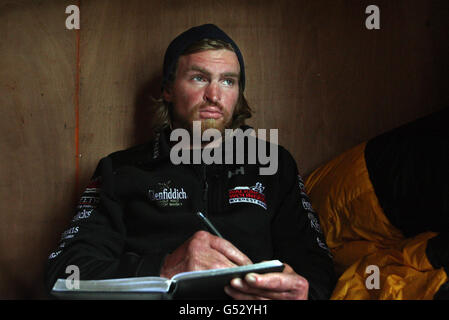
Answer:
[
  {"xmin": 161, "ymin": 231, "xmax": 246, "ymax": 277},
  {"xmin": 245, "ymin": 273, "xmax": 291, "ymax": 291},
  {"xmin": 226, "ymin": 278, "xmax": 295, "ymax": 300},
  {"xmin": 227, "ymin": 272, "xmax": 309, "ymax": 300},
  {"xmin": 224, "ymin": 285, "xmax": 270, "ymax": 300},
  {"xmin": 245, "ymin": 272, "xmax": 308, "ymax": 293},
  {"xmin": 228, "ymin": 276, "xmax": 288, "ymax": 299},
  {"xmin": 206, "ymin": 232, "xmax": 253, "ymax": 266}
]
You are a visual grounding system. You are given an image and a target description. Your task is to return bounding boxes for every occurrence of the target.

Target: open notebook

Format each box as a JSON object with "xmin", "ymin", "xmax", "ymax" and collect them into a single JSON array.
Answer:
[{"xmin": 51, "ymin": 260, "xmax": 284, "ymax": 300}]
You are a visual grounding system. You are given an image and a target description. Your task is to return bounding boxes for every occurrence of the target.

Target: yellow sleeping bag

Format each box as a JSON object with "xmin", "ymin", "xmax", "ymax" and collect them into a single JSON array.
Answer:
[{"xmin": 305, "ymin": 109, "xmax": 449, "ymax": 299}]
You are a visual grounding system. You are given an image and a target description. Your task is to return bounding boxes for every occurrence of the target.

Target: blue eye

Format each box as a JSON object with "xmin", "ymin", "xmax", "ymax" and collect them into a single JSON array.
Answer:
[
  {"xmin": 222, "ymin": 79, "xmax": 235, "ymax": 86},
  {"xmin": 192, "ymin": 75, "xmax": 206, "ymax": 82}
]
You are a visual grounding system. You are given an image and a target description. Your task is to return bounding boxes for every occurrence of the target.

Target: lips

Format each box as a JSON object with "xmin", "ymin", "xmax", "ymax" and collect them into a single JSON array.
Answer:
[{"xmin": 199, "ymin": 106, "xmax": 223, "ymax": 119}]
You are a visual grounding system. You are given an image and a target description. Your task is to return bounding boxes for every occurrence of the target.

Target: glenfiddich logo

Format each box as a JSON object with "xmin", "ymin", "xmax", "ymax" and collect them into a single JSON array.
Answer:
[{"xmin": 148, "ymin": 180, "xmax": 188, "ymax": 207}]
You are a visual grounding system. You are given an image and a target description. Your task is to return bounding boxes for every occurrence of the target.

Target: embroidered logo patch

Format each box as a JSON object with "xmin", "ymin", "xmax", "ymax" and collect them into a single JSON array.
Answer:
[
  {"xmin": 229, "ymin": 182, "xmax": 267, "ymax": 210},
  {"xmin": 148, "ymin": 180, "xmax": 188, "ymax": 207}
]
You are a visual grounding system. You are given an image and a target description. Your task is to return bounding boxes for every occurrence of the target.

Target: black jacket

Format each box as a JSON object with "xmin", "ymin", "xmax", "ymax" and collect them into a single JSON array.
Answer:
[{"xmin": 45, "ymin": 126, "xmax": 336, "ymax": 299}]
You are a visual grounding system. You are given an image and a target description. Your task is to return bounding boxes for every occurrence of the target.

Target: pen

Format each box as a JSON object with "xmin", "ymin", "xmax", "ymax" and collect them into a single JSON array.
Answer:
[{"xmin": 196, "ymin": 211, "xmax": 224, "ymax": 238}]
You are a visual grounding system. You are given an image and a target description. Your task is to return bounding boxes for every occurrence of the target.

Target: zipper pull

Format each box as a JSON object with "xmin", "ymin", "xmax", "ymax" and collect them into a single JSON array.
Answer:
[
  {"xmin": 203, "ymin": 180, "xmax": 208, "ymax": 202},
  {"xmin": 202, "ymin": 165, "xmax": 208, "ymax": 212}
]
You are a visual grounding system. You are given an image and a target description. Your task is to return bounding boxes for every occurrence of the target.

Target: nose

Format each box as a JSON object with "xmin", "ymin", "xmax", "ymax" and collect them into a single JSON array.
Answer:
[{"xmin": 204, "ymin": 81, "xmax": 221, "ymax": 104}]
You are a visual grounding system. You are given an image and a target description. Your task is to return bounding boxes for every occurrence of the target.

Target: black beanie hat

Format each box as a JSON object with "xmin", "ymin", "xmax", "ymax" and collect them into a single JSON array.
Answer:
[{"xmin": 162, "ymin": 24, "xmax": 245, "ymax": 92}]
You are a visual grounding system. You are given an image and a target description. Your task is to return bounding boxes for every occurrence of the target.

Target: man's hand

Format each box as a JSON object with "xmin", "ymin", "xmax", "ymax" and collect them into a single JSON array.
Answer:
[
  {"xmin": 160, "ymin": 230, "xmax": 253, "ymax": 278},
  {"xmin": 224, "ymin": 263, "xmax": 309, "ymax": 300}
]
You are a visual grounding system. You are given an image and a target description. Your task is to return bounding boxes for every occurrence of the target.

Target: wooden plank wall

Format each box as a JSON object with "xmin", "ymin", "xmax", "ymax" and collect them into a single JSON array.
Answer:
[
  {"xmin": 0, "ymin": 0, "xmax": 77, "ymax": 298},
  {"xmin": 0, "ymin": 0, "xmax": 447, "ymax": 298}
]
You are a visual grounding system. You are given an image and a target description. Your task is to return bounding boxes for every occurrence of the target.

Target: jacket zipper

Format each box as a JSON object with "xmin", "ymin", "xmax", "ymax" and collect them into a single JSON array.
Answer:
[{"xmin": 202, "ymin": 164, "xmax": 208, "ymax": 215}]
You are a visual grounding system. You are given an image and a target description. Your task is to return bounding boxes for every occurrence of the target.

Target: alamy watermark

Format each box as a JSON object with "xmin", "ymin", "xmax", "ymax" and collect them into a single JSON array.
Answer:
[
  {"xmin": 65, "ymin": 265, "xmax": 80, "ymax": 289},
  {"xmin": 365, "ymin": 5, "xmax": 380, "ymax": 30},
  {"xmin": 365, "ymin": 264, "xmax": 380, "ymax": 290},
  {"xmin": 170, "ymin": 121, "xmax": 279, "ymax": 175},
  {"xmin": 65, "ymin": 5, "xmax": 80, "ymax": 30}
]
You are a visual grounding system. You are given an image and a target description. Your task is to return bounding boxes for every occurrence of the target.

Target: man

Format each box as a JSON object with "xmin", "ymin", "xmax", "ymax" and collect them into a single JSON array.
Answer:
[{"xmin": 45, "ymin": 24, "xmax": 336, "ymax": 300}]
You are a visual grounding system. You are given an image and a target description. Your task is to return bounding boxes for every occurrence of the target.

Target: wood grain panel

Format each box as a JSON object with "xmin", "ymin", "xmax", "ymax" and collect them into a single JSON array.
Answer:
[
  {"xmin": 0, "ymin": 0, "xmax": 77, "ymax": 298},
  {"xmin": 78, "ymin": 0, "xmax": 165, "ymax": 188}
]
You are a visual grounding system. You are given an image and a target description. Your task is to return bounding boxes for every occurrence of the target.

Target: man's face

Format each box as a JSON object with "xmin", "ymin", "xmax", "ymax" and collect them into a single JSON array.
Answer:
[{"xmin": 164, "ymin": 49, "xmax": 240, "ymax": 133}]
